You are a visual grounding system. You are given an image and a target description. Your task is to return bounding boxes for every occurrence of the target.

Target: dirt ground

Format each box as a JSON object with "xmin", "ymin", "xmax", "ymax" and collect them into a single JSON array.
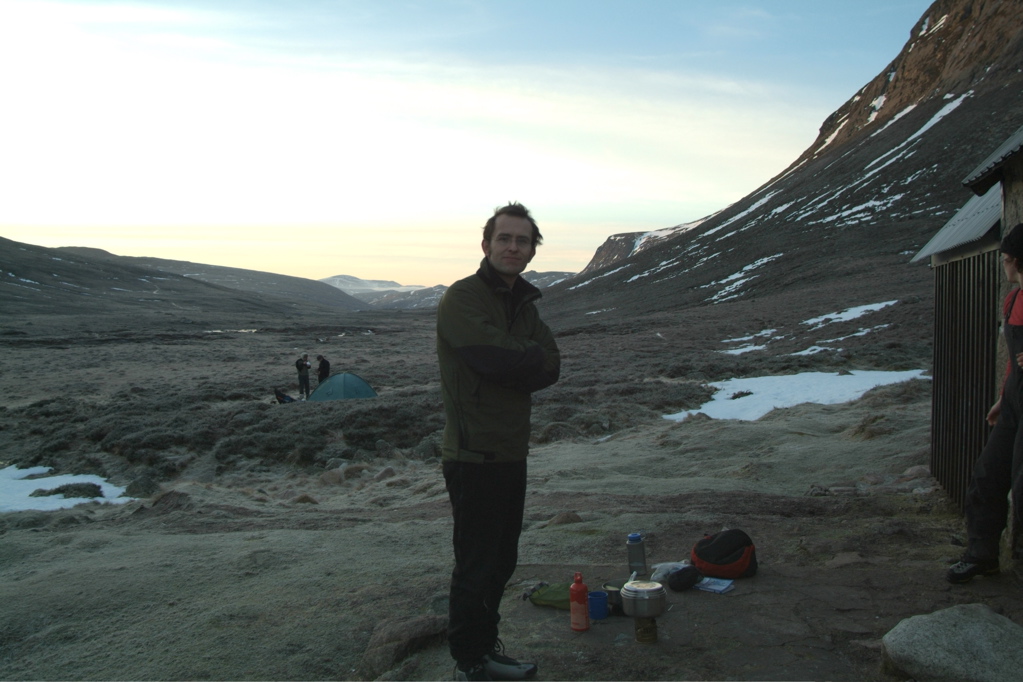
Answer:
[{"xmin": 1, "ymin": 309, "xmax": 1020, "ymax": 681}]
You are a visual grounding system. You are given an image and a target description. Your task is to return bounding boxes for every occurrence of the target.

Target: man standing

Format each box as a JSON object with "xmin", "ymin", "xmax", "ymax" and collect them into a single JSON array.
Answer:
[
  {"xmin": 316, "ymin": 355, "xmax": 331, "ymax": 385},
  {"xmin": 436, "ymin": 203, "xmax": 560, "ymax": 681},
  {"xmin": 295, "ymin": 354, "xmax": 311, "ymax": 399}
]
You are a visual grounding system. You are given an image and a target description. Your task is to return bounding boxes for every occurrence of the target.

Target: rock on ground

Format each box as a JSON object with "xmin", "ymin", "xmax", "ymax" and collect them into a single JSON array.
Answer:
[{"xmin": 882, "ymin": 603, "xmax": 1023, "ymax": 682}]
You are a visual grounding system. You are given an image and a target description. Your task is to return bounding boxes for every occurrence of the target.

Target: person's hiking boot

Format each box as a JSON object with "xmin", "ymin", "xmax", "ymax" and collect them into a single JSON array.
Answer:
[
  {"xmin": 946, "ymin": 557, "xmax": 999, "ymax": 584},
  {"xmin": 454, "ymin": 660, "xmax": 492, "ymax": 681},
  {"xmin": 483, "ymin": 641, "xmax": 537, "ymax": 680}
]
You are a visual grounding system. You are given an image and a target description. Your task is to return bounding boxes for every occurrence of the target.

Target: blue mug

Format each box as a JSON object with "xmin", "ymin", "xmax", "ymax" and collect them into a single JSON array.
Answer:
[{"xmin": 588, "ymin": 590, "xmax": 609, "ymax": 620}]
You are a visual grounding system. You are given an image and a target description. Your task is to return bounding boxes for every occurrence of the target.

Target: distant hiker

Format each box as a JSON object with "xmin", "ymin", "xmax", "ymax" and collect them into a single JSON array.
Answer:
[
  {"xmin": 295, "ymin": 354, "xmax": 311, "ymax": 399},
  {"xmin": 949, "ymin": 222, "xmax": 1023, "ymax": 584},
  {"xmin": 316, "ymin": 355, "xmax": 331, "ymax": 384},
  {"xmin": 436, "ymin": 202, "xmax": 560, "ymax": 681}
]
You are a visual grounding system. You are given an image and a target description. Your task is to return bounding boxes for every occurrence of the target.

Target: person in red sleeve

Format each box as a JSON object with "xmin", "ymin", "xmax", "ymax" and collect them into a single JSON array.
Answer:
[{"xmin": 949, "ymin": 222, "xmax": 1023, "ymax": 583}]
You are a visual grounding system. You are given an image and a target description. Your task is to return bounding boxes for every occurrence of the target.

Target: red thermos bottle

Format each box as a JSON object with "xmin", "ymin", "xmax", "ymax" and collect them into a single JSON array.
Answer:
[{"xmin": 570, "ymin": 571, "xmax": 590, "ymax": 632}]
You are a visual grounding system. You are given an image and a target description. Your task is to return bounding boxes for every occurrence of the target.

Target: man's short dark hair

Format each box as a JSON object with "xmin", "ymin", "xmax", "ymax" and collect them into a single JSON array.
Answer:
[
  {"xmin": 483, "ymin": 202, "xmax": 543, "ymax": 246},
  {"xmin": 1002, "ymin": 223, "xmax": 1023, "ymax": 262}
]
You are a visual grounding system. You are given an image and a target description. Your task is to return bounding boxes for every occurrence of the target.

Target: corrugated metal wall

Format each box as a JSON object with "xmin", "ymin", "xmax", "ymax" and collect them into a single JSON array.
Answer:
[{"xmin": 930, "ymin": 250, "xmax": 1001, "ymax": 509}]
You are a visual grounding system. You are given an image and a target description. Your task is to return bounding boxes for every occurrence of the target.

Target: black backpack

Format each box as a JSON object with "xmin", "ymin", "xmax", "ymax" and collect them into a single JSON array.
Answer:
[{"xmin": 691, "ymin": 529, "xmax": 758, "ymax": 579}]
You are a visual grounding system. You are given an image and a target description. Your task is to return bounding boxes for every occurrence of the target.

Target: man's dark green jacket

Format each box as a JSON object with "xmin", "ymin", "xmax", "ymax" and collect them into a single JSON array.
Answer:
[{"xmin": 436, "ymin": 259, "xmax": 561, "ymax": 463}]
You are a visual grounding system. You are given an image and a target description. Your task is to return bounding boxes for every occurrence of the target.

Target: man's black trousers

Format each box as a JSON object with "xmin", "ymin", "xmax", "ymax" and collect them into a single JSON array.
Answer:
[{"xmin": 443, "ymin": 459, "xmax": 527, "ymax": 664}]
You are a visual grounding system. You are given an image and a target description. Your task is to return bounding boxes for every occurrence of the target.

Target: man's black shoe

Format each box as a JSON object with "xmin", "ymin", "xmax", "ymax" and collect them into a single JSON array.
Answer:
[
  {"xmin": 454, "ymin": 660, "xmax": 492, "ymax": 681},
  {"xmin": 946, "ymin": 557, "xmax": 999, "ymax": 584},
  {"xmin": 483, "ymin": 640, "xmax": 537, "ymax": 681}
]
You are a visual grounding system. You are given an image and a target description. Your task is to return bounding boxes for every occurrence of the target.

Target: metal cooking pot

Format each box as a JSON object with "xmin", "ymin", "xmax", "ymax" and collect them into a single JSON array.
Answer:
[
  {"xmin": 620, "ymin": 580, "xmax": 666, "ymax": 618},
  {"xmin": 602, "ymin": 580, "xmax": 626, "ymax": 607}
]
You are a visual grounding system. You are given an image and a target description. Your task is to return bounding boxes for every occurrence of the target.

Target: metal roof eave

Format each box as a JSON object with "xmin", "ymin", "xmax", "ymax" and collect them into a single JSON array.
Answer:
[
  {"xmin": 963, "ymin": 123, "xmax": 1023, "ymax": 195},
  {"xmin": 911, "ymin": 183, "xmax": 1002, "ymax": 263}
]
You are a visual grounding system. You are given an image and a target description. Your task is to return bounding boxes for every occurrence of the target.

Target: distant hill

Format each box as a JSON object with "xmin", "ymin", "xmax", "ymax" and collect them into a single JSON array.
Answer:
[
  {"xmin": 0, "ymin": 238, "xmax": 365, "ymax": 320},
  {"xmin": 352, "ymin": 285, "xmax": 448, "ymax": 309},
  {"xmin": 319, "ymin": 274, "xmax": 425, "ymax": 296},
  {"xmin": 321, "ymin": 271, "xmax": 576, "ymax": 309},
  {"xmin": 58, "ymin": 247, "xmax": 366, "ymax": 312},
  {"xmin": 1, "ymin": 235, "xmax": 575, "ymax": 320}
]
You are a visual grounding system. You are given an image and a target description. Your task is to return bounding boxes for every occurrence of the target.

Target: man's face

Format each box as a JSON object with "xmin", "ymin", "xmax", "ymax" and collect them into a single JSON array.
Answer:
[
  {"xmin": 482, "ymin": 214, "xmax": 536, "ymax": 285},
  {"xmin": 1003, "ymin": 253, "xmax": 1020, "ymax": 283}
]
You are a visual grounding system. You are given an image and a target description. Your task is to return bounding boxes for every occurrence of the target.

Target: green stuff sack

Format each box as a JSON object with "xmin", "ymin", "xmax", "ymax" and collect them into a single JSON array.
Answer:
[{"xmin": 524, "ymin": 582, "xmax": 571, "ymax": 610}]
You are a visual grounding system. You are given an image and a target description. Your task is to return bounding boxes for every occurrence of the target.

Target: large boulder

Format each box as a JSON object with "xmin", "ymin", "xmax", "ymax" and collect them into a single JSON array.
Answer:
[{"xmin": 882, "ymin": 603, "xmax": 1023, "ymax": 682}]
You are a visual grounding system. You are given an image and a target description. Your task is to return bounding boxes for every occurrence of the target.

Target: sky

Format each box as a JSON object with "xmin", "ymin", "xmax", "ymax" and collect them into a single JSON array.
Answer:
[{"xmin": 0, "ymin": 0, "xmax": 933, "ymax": 286}]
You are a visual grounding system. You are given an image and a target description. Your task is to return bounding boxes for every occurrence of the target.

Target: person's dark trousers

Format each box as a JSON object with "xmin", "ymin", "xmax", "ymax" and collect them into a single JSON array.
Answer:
[
  {"xmin": 298, "ymin": 375, "xmax": 310, "ymax": 397},
  {"xmin": 965, "ymin": 393, "xmax": 1023, "ymax": 561},
  {"xmin": 444, "ymin": 459, "xmax": 527, "ymax": 665}
]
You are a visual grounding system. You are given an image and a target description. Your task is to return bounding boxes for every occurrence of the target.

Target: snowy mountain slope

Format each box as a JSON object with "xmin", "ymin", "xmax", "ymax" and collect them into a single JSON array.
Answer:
[{"xmin": 549, "ymin": 0, "xmax": 1023, "ymax": 336}]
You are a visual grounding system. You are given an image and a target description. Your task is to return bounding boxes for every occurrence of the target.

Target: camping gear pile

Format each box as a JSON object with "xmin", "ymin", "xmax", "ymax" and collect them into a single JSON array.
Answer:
[{"xmin": 524, "ymin": 529, "xmax": 758, "ymax": 643}]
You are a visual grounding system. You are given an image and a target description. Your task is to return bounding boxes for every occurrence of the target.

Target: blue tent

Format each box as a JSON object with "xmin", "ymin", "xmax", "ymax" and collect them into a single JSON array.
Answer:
[{"xmin": 307, "ymin": 372, "xmax": 378, "ymax": 401}]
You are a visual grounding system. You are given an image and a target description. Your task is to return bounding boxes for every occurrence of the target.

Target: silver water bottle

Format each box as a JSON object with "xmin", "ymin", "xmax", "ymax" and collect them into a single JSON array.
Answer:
[{"xmin": 627, "ymin": 532, "xmax": 647, "ymax": 576}]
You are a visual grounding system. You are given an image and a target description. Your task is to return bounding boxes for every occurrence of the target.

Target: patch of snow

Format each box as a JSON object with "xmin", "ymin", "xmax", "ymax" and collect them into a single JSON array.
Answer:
[
  {"xmin": 722, "ymin": 329, "xmax": 778, "ymax": 343},
  {"xmin": 663, "ymin": 370, "xmax": 928, "ymax": 422},
  {"xmin": 817, "ymin": 324, "xmax": 891, "ymax": 343},
  {"xmin": 790, "ymin": 346, "xmax": 836, "ymax": 356},
  {"xmin": 0, "ymin": 466, "xmax": 133, "ymax": 512},
  {"xmin": 818, "ymin": 194, "xmax": 906, "ymax": 224},
  {"xmin": 2, "ymin": 281, "xmax": 42, "ymax": 291},
  {"xmin": 871, "ymin": 104, "xmax": 920, "ymax": 138},
  {"xmin": 718, "ymin": 344, "xmax": 766, "ymax": 355},
  {"xmin": 926, "ymin": 14, "xmax": 948, "ymax": 35},
  {"xmin": 704, "ymin": 254, "xmax": 783, "ymax": 303},
  {"xmin": 632, "ymin": 218, "xmax": 710, "ymax": 255},
  {"xmin": 802, "ymin": 301, "xmax": 898, "ymax": 329},
  {"xmin": 866, "ymin": 93, "xmax": 971, "ymax": 170},
  {"xmin": 628, "ymin": 258, "xmax": 681, "ymax": 283},
  {"xmin": 863, "ymin": 150, "xmax": 917, "ymax": 182},
  {"xmin": 703, "ymin": 191, "xmax": 781, "ymax": 238},
  {"xmin": 902, "ymin": 164, "xmax": 937, "ymax": 185},
  {"xmin": 568, "ymin": 265, "xmax": 631, "ymax": 290},
  {"xmin": 815, "ymin": 118, "xmax": 849, "ymax": 154},
  {"xmin": 867, "ymin": 95, "xmax": 887, "ymax": 124}
]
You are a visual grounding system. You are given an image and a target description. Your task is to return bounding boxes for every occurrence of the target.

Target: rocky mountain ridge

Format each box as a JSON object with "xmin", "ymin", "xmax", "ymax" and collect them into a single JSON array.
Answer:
[
  {"xmin": 551, "ymin": 0, "xmax": 1023, "ymax": 342},
  {"xmin": 809, "ymin": 0, "xmax": 1023, "ymax": 161}
]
